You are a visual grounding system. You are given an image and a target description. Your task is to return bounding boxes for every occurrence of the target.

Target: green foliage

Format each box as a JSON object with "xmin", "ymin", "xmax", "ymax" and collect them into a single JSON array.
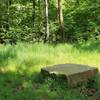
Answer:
[
  {"xmin": 64, "ymin": 2, "xmax": 100, "ymax": 42},
  {"xmin": 0, "ymin": 0, "xmax": 100, "ymax": 43}
]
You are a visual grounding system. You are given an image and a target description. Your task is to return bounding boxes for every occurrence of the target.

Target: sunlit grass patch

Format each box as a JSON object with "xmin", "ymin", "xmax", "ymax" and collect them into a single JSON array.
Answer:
[
  {"xmin": 0, "ymin": 42, "xmax": 100, "ymax": 73},
  {"xmin": 0, "ymin": 42, "xmax": 100, "ymax": 100}
]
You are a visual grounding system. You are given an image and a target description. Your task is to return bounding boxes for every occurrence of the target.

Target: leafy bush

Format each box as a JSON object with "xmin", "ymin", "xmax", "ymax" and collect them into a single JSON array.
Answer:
[{"xmin": 0, "ymin": 0, "xmax": 100, "ymax": 43}]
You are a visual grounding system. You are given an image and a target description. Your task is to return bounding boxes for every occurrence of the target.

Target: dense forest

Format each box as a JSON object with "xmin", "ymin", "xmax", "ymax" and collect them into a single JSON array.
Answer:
[{"xmin": 0, "ymin": 0, "xmax": 100, "ymax": 43}]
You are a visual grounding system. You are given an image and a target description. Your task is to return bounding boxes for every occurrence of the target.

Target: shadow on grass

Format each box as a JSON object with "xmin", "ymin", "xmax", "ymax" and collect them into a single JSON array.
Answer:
[
  {"xmin": 0, "ymin": 71, "xmax": 42, "ymax": 100},
  {"xmin": 0, "ymin": 71, "xmax": 68, "ymax": 100},
  {"xmin": 74, "ymin": 41, "xmax": 100, "ymax": 52},
  {"xmin": 0, "ymin": 70, "xmax": 100, "ymax": 100}
]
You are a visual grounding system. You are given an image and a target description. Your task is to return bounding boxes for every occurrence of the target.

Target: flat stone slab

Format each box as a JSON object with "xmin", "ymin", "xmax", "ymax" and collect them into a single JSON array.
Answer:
[{"xmin": 41, "ymin": 64, "xmax": 99, "ymax": 87}]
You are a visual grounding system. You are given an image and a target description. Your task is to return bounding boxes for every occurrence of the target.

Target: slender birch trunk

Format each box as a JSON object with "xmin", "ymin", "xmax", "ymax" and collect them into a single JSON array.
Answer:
[
  {"xmin": 58, "ymin": 0, "xmax": 65, "ymax": 41},
  {"xmin": 44, "ymin": 0, "xmax": 49, "ymax": 40}
]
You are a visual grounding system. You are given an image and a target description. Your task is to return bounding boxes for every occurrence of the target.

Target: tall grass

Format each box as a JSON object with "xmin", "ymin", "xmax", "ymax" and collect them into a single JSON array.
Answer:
[
  {"xmin": 0, "ymin": 42, "xmax": 100, "ymax": 74},
  {"xmin": 0, "ymin": 42, "xmax": 100, "ymax": 100}
]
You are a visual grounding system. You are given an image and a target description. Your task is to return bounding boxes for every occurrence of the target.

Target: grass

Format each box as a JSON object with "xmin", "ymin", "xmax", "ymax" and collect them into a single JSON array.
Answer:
[{"xmin": 0, "ymin": 41, "xmax": 100, "ymax": 100}]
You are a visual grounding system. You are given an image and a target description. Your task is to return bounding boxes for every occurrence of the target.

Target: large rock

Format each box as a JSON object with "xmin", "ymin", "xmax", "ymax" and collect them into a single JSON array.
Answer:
[{"xmin": 41, "ymin": 64, "xmax": 98, "ymax": 87}]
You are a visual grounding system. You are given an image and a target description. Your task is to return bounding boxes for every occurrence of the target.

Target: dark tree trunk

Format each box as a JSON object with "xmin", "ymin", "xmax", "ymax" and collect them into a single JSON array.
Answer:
[{"xmin": 33, "ymin": 0, "xmax": 35, "ymax": 27}]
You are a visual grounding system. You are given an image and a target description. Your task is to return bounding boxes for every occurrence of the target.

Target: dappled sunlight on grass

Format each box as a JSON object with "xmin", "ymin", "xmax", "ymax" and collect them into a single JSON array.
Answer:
[
  {"xmin": 0, "ymin": 42, "xmax": 100, "ymax": 99},
  {"xmin": 0, "ymin": 42, "xmax": 100, "ymax": 73}
]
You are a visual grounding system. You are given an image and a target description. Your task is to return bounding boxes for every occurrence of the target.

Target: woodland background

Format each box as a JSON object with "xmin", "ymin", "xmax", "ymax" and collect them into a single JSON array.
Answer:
[{"xmin": 0, "ymin": 0, "xmax": 100, "ymax": 44}]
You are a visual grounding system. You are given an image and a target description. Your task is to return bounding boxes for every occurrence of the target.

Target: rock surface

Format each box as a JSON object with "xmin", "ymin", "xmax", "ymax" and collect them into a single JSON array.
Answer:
[{"xmin": 41, "ymin": 64, "xmax": 98, "ymax": 87}]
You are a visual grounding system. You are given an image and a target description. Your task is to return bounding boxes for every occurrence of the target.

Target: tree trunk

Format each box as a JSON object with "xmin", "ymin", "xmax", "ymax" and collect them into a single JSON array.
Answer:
[
  {"xmin": 38, "ymin": 0, "xmax": 41, "ymax": 33},
  {"xmin": 58, "ymin": 0, "xmax": 64, "ymax": 28},
  {"xmin": 44, "ymin": 0, "xmax": 49, "ymax": 41},
  {"xmin": 33, "ymin": 0, "xmax": 35, "ymax": 27},
  {"xmin": 58, "ymin": 0, "xmax": 65, "ymax": 41},
  {"xmin": 6, "ymin": 0, "xmax": 11, "ymax": 31}
]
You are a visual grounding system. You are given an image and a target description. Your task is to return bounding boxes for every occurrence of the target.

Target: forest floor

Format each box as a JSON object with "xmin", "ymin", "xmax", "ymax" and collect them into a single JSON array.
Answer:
[{"xmin": 0, "ymin": 41, "xmax": 100, "ymax": 100}]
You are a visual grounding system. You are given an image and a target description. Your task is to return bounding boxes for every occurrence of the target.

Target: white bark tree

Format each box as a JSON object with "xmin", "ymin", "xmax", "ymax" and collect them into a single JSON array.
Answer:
[
  {"xmin": 58, "ymin": 0, "xmax": 65, "ymax": 41},
  {"xmin": 44, "ymin": 0, "xmax": 49, "ymax": 40}
]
